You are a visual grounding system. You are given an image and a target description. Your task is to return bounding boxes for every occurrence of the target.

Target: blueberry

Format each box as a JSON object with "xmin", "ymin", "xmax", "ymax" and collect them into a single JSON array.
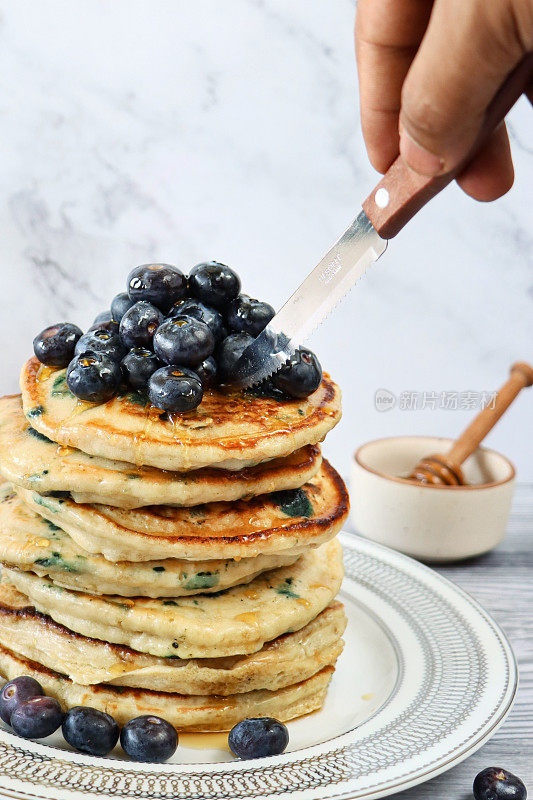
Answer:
[
  {"xmin": 121, "ymin": 348, "xmax": 161, "ymax": 390},
  {"xmin": 0, "ymin": 676, "xmax": 44, "ymax": 724},
  {"xmin": 272, "ymin": 348, "xmax": 322, "ymax": 399},
  {"xmin": 111, "ymin": 292, "xmax": 134, "ymax": 322},
  {"xmin": 67, "ymin": 353, "xmax": 122, "ymax": 403},
  {"xmin": 10, "ymin": 697, "xmax": 64, "ymax": 739},
  {"xmin": 148, "ymin": 366, "xmax": 203, "ymax": 412},
  {"xmin": 127, "ymin": 264, "xmax": 187, "ymax": 312},
  {"xmin": 217, "ymin": 333, "xmax": 253, "ymax": 381},
  {"xmin": 194, "ymin": 356, "xmax": 217, "ymax": 388},
  {"xmin": 33, "ymin": 323, "xmax": 83, "ymax": 368},
  {"xmin": 88, "ymin": 319, "xmax": 119, "ymax": 335},
  {"xmin": 227, "ymin": 295, "xmax": 275, "ymax": 337},
  {"xmin": 153, "ymin": 317, "xmax": 214, "ymax": 367},
  {"xmin": 74, "ymin": 329, "xmax": 125, "ymax": 362},
  {"xmin": 189, "ymin": 262, "xmax": 240, "ymax": 310},
  {"xmin": 62, "ymin": 706, "xmax": 119, "ymax": 756},
  {"xmin": 119, "ymin": 301, "xmax": 163, "ymax": 350},
  {"xmin": 93, "ymin": 310, "xmax": 113, "ymax": 325},
  {"xmin": 228, "ymin": 717, "xmax": 289, "ymax": 759},
  {"xmin": 474, "ymin": 768, "xmax": 527, "ymax": 800},
  {"xmin": 168, "ymin": 298, "xmax": 227, "ymax": 343},
  {"xmin": 120, "ymin": 715, "xmax": 177, "ymax": 763}
]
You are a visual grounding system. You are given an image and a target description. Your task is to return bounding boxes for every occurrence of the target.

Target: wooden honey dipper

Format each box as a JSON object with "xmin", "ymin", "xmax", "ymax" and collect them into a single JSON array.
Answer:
[{"xmin": 408, "ymin": 362, "xmax": 533, "ymax": 486}]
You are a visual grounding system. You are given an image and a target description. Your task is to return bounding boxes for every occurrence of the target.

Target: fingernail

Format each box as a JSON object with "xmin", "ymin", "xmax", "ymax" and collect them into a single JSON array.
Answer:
[{"xmin": 399, "ymin": 127, "xmax": 445, "ymax": 176}]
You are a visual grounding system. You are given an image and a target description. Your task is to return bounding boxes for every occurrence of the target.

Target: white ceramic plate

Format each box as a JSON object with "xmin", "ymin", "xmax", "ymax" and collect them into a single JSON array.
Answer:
[{"xmin": 0, "ymin": 532, "xmax": 517, "ymax": 800}]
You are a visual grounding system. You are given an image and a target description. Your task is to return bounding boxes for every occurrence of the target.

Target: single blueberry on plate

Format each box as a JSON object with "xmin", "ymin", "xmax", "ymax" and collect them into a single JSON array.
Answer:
[
  {"xmin": 67, "ymin": 353, "xmax": 122, "ymax": 403},
  {"xmin": 272, "ymin": 348, "xmax": 322, "ymax": 399},
  {"xmin": 148, "ymin": 365, "xmax": 203, "ymax": 412},
  {"xmin": 168, "ymin": 298, "xmax": 227, "ymax": 343},
  {"xmin": 33, "ymin": 323, "xmax": 83, "ymax": 368},
  {"xmin": 473, "ymin": 767, "xmax": 527, "ymax": 800},
  {"xmin": 120, "ymin": 715, "xmax": 178, "ymax": 763},
  {"xmin": 0, "ymin": 676, "xmax": 44, "ymax": 724},
  {"xmin": 153, "ymin": 316, "xmax": 215, "ymax": 367},
  {"xmin": 228, "ymin": 717, "xmax": 289, "ymax": 759},
  {"xmin": 74, "ymin": 329, "xmax": 125, "ymax": 362},
  {"xmin": 189, "ymin": 262, "xmax": 240, "ymax": 309},
  {"xmin": 62, "ymin": 706, "xmax": 119, "ymax": 757},
  {"xmin": 111, "ymin": 291, "xmax": 134, "ymax": 322},
  {"xmin": 10, "ymin": 697, "xmax": 64, "ymax": 739},
  {"xmin": 194, "ymin": 356, "xmax": 217, "ymax": 388},
  {"xmin": 127, "ymin": 264, "xmax": 187, "ymax": 312},
  {"xmin": 217, "ymin": 332, "xmax": 253, "ymax": 381},
  {"xmin": 119, "ymin": 301, "xmax": 163, "ymax": 349},
  {"xmin": 121, "ymin": 348, "xmax": 161, "ymax": 390},
  {"xmin": 227, "ymin": 295, "xmax": 275, "ymax": 337}
]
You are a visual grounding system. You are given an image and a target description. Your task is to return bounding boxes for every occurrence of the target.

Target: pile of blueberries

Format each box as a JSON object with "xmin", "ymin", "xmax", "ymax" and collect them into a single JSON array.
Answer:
[
  {"xmin": 33, "ymin": 262, "xmax": 323, "ymax": 412},
  {"xmin": 0, "ymin": 675, "xmax": 290, "ymax": 761}
]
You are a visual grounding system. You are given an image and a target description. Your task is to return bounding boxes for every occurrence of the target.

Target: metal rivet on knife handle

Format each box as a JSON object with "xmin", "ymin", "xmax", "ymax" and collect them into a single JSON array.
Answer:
[{"xmin": 363, "ymin": 53, "xmax": 533, "ymax": 240}]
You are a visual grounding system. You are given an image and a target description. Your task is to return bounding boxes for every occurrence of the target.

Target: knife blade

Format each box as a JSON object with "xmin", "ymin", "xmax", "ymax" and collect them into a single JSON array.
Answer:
[
  {"xmin": 233, "ymin": 54, "xmax": 533, "ymax": 389},
  {"xmin": 233, "ymin": 209, "xmax": 387, "ymax": 388}
]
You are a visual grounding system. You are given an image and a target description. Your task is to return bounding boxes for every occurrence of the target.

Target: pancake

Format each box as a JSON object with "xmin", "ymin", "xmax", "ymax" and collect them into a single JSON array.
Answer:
[
  {"xmin": 0, "ymin": 488, "xmax": 298, "ymax": 597},
  {"xmin": 20, "ymin": 358, "xmax": 341, "ymax": 470},
  {"xmin": 17, "ymin": 460, "xmax": 348, "ymax": 562},
  {"xmin": 0, "ymin": 643, "xmax": 334, "ymax": 731},
  {"xmin": 3, "ymin": 538, "xmax": 344, "ymax": 658},
  {"xmin": 0, "ymin": 583, "xmax": 346, "ymax": 694},
  {"xmin": 0, "ymin": 396, "xmax": 322, "ymax": 508}
]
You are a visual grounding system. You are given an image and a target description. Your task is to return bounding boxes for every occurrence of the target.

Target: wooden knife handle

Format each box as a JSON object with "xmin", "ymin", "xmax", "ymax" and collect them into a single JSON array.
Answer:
[{"xmin": 362, "ymin": 53, "xmax": 533, "ymax": 239}]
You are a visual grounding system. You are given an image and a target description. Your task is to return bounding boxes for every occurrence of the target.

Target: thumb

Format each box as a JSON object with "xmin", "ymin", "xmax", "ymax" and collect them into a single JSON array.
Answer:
[{"xmin": 398, "ymin": 0, "xmax": 529, "ymax": 176}]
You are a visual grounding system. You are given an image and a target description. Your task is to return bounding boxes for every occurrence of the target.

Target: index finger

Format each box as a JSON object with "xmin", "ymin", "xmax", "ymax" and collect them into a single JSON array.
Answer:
[{"xmin": 355, "ymin": 0, "xmax": 433, "ymax": 173}]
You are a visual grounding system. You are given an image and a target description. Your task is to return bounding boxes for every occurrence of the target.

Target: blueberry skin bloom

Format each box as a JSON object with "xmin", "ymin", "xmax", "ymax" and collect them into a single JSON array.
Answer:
[
  {"xmin": 67, "ymin": 353, "xmax": 123, "ymax": 403},
  {"xmin": 10, "ymin": 697, "xmax": 64, "ymax": 739},
  {"xmin": 74, "ymin": 329, "xmax": 125, "ymax": 362},
  {"xmin": 227, "ymin": 295, "xmax": 275, "ymax": 338},
  {"xmin": 33, "ymin": 323, "xmax": 83, "ymax": 368},
  {"xmin": 168, "ymin": 298, "xmax": 227, "ymax": 343},
  {"xmin": 120, "ymin": 715, "xmax": 178, "ymax": 763},
  {"xmin": 272, "ymin": 348, "xmax": 322, "ymax": 399},
  {"xmin": 119, "ymin": 301, "xmax": 163, "ymax": 350},
  {"xmin": 153, "ymin": 316, "xmax": 215, "ymax": 367},
  {"xmin": 111, "ymin": 291, "xmax": 134, "ymax": 322},
  {"xmin": 473, "ymin": 767, "xmax": 527, "ymax": 800},
  {"xmin": 0, "ymin": 676, "xmax": 44, "ymax": 724},
  {"xmin": 127, "ymin": 264, "xmax": 187, "ymax": 313},
  {"xmin": 62, "ymin": 706, "xmax": 119, "ymax": 757},
  {"xmin": 148, "ymin": 366, "xmax": 203, "ymax": 412},
  {"xmin": 217, "ymin": 333, "xmax": 253, "ymax": 381},
  {"xmin": 188, "ymin": 262, "xmax": 241, "ymax": 310},
  {"xmin": 228, "ymin": 717, "xmax": 289, "ymax": 759},
  {"xmin": 121, "ymin": 348, "xmax": 161, "ymax": 390}
]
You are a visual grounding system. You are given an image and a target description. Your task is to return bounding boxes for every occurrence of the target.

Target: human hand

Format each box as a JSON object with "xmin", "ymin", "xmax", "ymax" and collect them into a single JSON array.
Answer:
[{"xmin": 355, "ymin": 0, "xmax": 533, "ymax": 201}]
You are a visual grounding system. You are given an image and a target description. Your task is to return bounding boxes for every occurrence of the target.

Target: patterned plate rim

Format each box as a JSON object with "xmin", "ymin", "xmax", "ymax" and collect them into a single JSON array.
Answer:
[{"xmin": 0, "ymin": 532, "xmax": 518, "ymax": 800}]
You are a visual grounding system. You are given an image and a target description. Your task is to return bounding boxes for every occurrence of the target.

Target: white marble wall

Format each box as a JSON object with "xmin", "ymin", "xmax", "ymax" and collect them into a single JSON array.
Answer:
[{"xmin": 1, "ymin": 0, "xmax": 531, "ymax": 479}]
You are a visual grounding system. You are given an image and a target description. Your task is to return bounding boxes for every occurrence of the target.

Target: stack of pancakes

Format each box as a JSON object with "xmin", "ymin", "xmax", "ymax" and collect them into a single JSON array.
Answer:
[{"xmin": 0, "ymin": 357, "xmax": 348, "ymax": 731}]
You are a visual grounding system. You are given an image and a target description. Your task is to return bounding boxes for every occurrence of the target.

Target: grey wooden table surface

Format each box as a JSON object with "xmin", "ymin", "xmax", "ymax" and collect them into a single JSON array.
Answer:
[{"xmin": 349, "ymin": 483, "xmax": 533, "ymax": 799}]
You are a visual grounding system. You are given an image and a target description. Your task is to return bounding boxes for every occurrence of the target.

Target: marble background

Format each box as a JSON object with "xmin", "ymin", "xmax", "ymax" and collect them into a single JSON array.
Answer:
[{"xmin": 0, "ymin": 0, "xmax": 531, "ymax": 480}]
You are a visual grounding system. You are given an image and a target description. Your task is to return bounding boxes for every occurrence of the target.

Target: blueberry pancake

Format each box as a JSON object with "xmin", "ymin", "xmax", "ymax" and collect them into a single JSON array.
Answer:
[
  {"xmin": 2, "ymin": 539, "xmax": 344, "ymax": 659},
  {"xmin": 20, "ymin": 357, "xmax": 341, "ymax": 471},
  {"xmin": 0, "ymin": 396, "xmax": 322, "ymax": 508},
  {"xmin": 0, "ymin": 486, "xmax": 298, "ymax": 597},
  {"xmin": 0, "ymin": 583, "xmax": 346, "ymax": 694},
  {"xmin": 0, "ymin": 642, "xmax": 335, "ymax": 731},
  {"xmin": 17, "ymin": 460, "xmax": 348, "ymax": 562}
]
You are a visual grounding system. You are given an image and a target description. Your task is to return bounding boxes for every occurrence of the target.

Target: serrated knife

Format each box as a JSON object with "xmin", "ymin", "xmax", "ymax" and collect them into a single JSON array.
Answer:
[{"xmin": 233, "ymin": 54, "xmax": 533, "ymax": 388}]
